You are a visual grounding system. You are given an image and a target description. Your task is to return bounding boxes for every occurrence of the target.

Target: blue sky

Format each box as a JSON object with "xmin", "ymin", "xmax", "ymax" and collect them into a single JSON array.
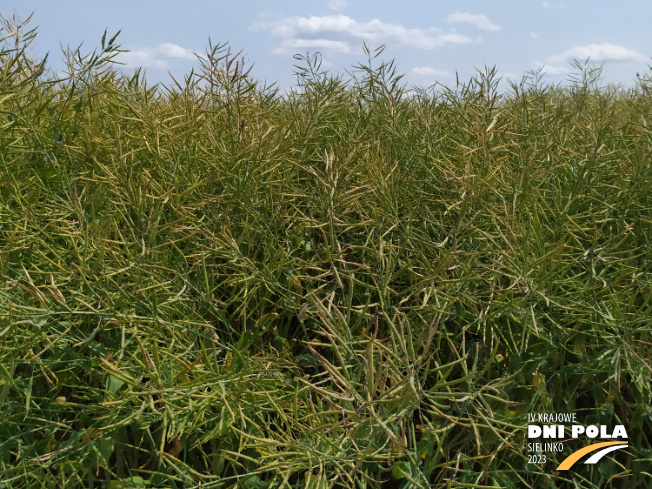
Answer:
[{"xmin": 3, "ymin": 1, "xmax": 651, "ymax": 91}]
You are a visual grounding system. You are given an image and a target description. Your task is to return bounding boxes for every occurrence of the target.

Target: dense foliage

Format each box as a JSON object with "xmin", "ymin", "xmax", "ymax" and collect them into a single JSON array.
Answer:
[{"xmin": 1, "ymin": 15, "xmax": 651, "ymax": 488}]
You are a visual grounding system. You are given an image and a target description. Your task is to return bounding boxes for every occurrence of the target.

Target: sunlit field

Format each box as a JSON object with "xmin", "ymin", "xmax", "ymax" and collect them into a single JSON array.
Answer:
[{"xmin": 1, "ymin": 17, "xmax": 651, "ymax": 489}]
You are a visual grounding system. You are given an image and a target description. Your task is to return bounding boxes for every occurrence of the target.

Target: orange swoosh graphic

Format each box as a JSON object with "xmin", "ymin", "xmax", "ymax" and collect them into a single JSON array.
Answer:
[{"xmin": 557, "ymin": 441, "xmax": 628, "ymax": 470}]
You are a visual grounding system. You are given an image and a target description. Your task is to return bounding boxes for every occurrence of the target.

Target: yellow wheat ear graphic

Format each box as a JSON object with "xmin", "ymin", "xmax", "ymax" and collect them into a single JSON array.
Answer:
[{"xmin": 557, "ymin": 441, "xmax": 628, "ymax": 470}]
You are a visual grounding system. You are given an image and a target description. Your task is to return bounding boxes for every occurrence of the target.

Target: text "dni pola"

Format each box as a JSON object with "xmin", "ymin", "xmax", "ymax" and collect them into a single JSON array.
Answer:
[{"xmin": 528, "ymin": 413, "xmax": 628, "ymax": 439}]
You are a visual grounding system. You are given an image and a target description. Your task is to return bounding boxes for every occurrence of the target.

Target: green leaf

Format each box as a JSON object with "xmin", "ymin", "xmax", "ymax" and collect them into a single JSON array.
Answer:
[
  {"xmin": 106, "ymin": 375, "xmax": 125, "ymax": 395},
  {"xmin": 107, "ymin": 477, "xmax": 147, "ymax": 489},
  {"xmin": 391, "ymin": 461, "xmax": 408, "ymax": 480},
  {"xmin": 243, "ymin": 475, "xmax": 267, "ymax": 489},
  {"xmin": 43, "ymin": 168, "xmax": 59, "ymax": 183}
]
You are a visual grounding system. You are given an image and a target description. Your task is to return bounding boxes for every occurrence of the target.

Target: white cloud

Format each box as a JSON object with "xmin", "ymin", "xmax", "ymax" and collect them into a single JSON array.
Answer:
[
  {"xmin": 159, "ymin": 43, "xmax": 195, "ymax": 60},
  {"xmin": 116, "ymin": 43, "xmax": 195, "ymax": 69},
  {"xmin": 446, "ymin": 12, "xmax": 500, "ymax": 32},
  {"xmin": 542, "ymin": 1, "xmax": 565, "ymax": 8},
  {"xmin": 117, "ymin": 50, "xmax": 169, "ymax": 69},
  {"xmin": 536, "ymin": 63, "xmax": 570, "ymax": 76},
  {"xmin": 548, "ymin": 43, "xmax": 646, "ymax": 64},
  {"xmin": 530, "ymin": 32, "xmax": 539, "ymax": 39},
  {"xmin": 251, "ymin": 15, "xmax": 474, "ymax": 55},
  {"xmin": 328, "ymin": 0, "xmax": 347, "ymax": 11},
  {"xmin": 412, "ymin": 66, "xmax": 450, "ymax": 77},
  {"xmin": 501, "ymin": 72, "xmax": 519, "ymax": 81},
  {"xmin": 273, "ymin": 39, "xmax": 352, "ymax": 55}
]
